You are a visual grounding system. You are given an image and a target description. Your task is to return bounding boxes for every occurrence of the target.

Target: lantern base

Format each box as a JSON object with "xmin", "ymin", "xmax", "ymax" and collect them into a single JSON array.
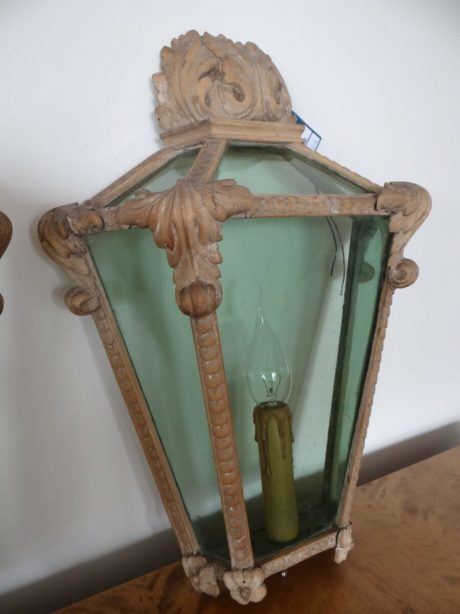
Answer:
[{"xmin": 181, "ymin": 525, "xmax": 353, "ymax": 604}]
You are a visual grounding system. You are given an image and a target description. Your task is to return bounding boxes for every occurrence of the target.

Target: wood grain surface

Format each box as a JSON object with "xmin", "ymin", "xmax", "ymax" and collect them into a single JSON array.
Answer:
[{"xmin": 58, "ymin": 447, "xmax": 460, "ymax": 613}]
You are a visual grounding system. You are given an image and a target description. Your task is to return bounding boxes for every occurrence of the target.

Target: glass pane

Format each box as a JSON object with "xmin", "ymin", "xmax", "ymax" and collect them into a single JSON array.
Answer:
[
  {"xmin": 212, "ymin": 215, "xmax": 388, "ymax": 563},
  {"xmin": 325, "ymin": 216, "xmax": 390, "ymax": 504},
  {"xmin": 216, "ymin": 145, "xmax": 367, "ymax": 195},
  {"xmin": 86, "ymin": 214, "xmax": 389, "ymax": 566},
  {"xmin": 86, "ymin": 229, "xmax": 228, "ymax": 558},
  {"xmin": 110, "ymin": 149, "xmax": 198, "ymax": 206}
]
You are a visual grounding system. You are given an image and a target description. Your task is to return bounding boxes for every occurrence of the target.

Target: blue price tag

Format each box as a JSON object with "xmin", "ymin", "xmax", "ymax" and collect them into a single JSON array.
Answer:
[{"xmin": 292, "ymin": 111, "xmax": 321, "ymax": 151}]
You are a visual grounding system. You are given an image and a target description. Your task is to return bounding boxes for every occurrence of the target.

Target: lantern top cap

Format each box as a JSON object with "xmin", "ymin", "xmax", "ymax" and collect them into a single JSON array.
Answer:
[{"xmin": 153, "ymin": 30, "xmax": 294, "ymax": 136}]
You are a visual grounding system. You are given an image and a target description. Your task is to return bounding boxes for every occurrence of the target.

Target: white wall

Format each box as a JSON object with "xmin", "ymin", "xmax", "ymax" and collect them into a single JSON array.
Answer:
[{"xmin": 1, "ymin": 0, "xmax": 459, "ymax": 610}]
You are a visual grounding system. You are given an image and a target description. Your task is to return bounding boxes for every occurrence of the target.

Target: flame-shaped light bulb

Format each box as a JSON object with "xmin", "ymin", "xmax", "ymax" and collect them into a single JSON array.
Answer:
[
  {"xmin": 248, "ymin": 290, "xmax": 298, "ymax": 543},
  {"xmin": 247, "ymin": 290, "xmax": 292, "ymax": 407}
]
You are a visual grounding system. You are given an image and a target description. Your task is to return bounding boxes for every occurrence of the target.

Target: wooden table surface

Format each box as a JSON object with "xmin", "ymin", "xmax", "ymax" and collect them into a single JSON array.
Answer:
[{"xmin": 60, "ymin": 447, "xmax": 460, "ymax": 613}]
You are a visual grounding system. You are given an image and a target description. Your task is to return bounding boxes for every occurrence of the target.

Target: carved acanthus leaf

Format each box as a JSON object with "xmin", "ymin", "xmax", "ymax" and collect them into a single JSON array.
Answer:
[
  {"xmin": 223, "ymin": 568, "xmax": 267, "ymax": 605},
  {"xmin": 182, "ymin": 555, "xmax": 220, "ymax": 597},
  {"xmin": 153, "ymin": 30, "xmax": 293, "ymax": 132},
  {"xmin": 114, "ymin": 178, "xmax": 256, "ymax": 317},
  {"xmin": 376, "ymin": 182, "xmax": 431, "ymax": 288},
  {"xmin": 38, "ymin": 205, "xmax": 100, "ymax": 315}
]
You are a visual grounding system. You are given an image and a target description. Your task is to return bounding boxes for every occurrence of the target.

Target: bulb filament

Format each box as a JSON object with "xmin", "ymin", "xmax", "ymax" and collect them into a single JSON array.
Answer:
[{"xmin": 262, "ymin": 370, "xmax": 282, "ymax": 405}]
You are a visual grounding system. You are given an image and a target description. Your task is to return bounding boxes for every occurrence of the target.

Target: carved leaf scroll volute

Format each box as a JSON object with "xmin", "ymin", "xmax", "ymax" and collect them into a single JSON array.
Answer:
[
  {"xmin": 113, "ymin": 178, "xmax": 256, "ymax": 318},
  {"xmin": 38, "ymin": 205, "xmax": 101, "ymax": 316},
  {"xmin": 153, "ymin": 30, "xmax": 293, "ymax": 133},
  {"xmin": 377, "ymin": 182, "xmax": 431, "ymax": 288}
]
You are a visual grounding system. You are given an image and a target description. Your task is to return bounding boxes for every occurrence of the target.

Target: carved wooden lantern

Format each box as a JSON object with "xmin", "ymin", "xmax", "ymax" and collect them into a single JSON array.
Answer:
[
  {"xmin": 39, "ymin": 31, "xmax": 430, "ymax": 604},
  {"xmin": 0, "ymin": 211, "xmax": 12, "ymax": 315}
]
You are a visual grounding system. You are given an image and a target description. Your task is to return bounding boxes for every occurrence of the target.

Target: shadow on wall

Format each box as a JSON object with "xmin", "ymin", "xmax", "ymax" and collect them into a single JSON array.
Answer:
[
  {"xmin": 1, "ymin": 423, "xmax": 459, "ymax": 613},
  {"xmin": 359, "ymin": 421, "xmax": 460, "ymax": 484},
  {"xmin": 0, "ymin": 529, "xmax": 180, "ymax": 614}
]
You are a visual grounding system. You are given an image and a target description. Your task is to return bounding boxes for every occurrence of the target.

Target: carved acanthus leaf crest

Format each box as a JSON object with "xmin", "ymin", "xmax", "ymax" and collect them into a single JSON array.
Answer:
[
  {"xmin": 153, "ymin": 30, "xmax": 293, "ymax": 132},
  {"xmin": 113, "ymin": 178, "xmax": 255, "ymax": 317}
]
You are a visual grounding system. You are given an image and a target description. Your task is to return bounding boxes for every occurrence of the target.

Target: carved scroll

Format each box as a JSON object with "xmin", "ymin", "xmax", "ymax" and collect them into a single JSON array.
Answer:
[
  {"xmin": 0, "ymin": 212, "xmax": 12, "ymax": 314},
  {"xmin": 153, "ymin": 30, "xmax": 293, "ymax": 133},
  {"xmin": 377, "ymin": 182, "xmax": 431, "ymax": 288},
  {"xmin": 38, "ymin": 206, "xmax": 101, "ymax": 316}
]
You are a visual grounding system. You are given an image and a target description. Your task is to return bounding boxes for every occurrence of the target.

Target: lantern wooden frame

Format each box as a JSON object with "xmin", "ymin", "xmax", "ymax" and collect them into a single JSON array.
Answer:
[{"xmin": 38, "ymin": 31, "xmax": 430, "ymax": 605}]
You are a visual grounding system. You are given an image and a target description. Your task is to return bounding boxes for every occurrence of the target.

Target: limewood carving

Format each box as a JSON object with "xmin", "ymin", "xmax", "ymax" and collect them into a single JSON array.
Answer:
[
  {"xmin": 108, "ymin": 178, "xmax": 255, "ymax": 318},
  {"xmin": 153, "ymin": 30, "xmax": 293, "ymax": 133},
  {"xmin": 39, "ymin": 205, "xmax": 100, "ymax": 316},
  {"xmin": 377, "ymin": 182, "xmax": 431, "ymax": 288},
  {"xmin": 0, "ymin": 212, "xmax": 12, "ymax": 314},
  {"xmin": 334, "ymin": 524, "xmax": 354, "ymax": 564},
  {"xmin": 38, "ymin": 153, "xmax": 430, "ymax": 603},
  {"xmin": 261, "ymin": 532, "xmax": 338, "ymax": 577},
  {"xmin": 182, "ymin": 555, "xmax": 220, "ymax": 597},
  {"xmin": 223, "ymin": 568, "xmax": 267, "ymax": 605},
  {"xmin": 40, "ymin": 150, "xmax": 256, "ymax": 569},
  {"xmin": 64, "ymin": 179, "xmax": 255, "ymax": 319},
  {"xmin": 38, "ymin": 29, "xmax": 431, "ymax": 605},
  {"xmin": 191, "ymin": 313, "xmax": 253, "ymax": 569}
]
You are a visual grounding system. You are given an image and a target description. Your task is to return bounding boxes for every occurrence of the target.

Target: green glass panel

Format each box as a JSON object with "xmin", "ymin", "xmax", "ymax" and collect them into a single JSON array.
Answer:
[
  {"xmin": 325, "ymin": 217, "xmax": 390, "ymax": 505},
  {"xmin": 216, "ymin": 146, "xmax": 367, "ymax": 195},
  {"xmin": 86, "ymin": 213, "xmax": 389, "ymax": 566},
  {"xmin": 86, "ymin": 229, "xmax": 228, "ymax": 556},
  {"xmin": 215, "ymin": 216, "xmax": 351, "ymax": 561},
  {"xmin": 110, "ymin": 149, "xmax": 197, "ymax": 206},
  {"xmin": 211, "ymin": 215, "xmax": 389, "ymax": 563}
]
